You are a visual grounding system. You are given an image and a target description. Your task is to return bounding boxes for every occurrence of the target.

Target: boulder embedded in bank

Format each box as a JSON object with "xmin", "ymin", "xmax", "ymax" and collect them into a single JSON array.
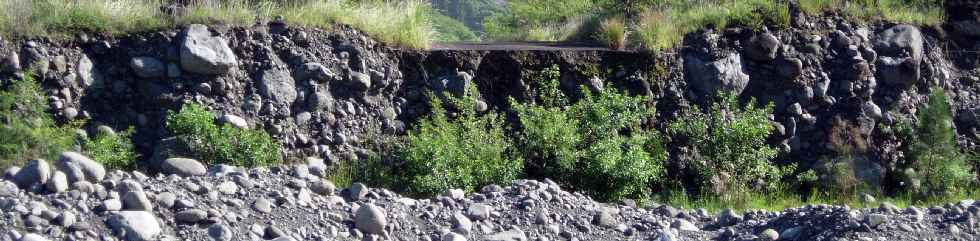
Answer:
[
  {"xmin": 179, "ymin": 24, "xmax": 238, "ymax": 75},
  {"xmin": 684, "ymin": 53, "xmax": 750, "ymax": 97},
  {"xmin": 129, "ymin": 57, "xmax": 165, "ymax": 78}
]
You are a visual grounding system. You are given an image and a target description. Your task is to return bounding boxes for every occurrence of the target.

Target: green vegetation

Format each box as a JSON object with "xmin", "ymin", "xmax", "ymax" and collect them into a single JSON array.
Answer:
[
  {"xmin": 669, "ymin": 92, "xmax": 786, "ymax": 202},
  {"xmin": 82, "ymin": 127, "xmax": 139, "ymax": 170},
  {"xmin": 597, "ymin": 17, "xmax": 628, "ymax": 50},
  {"xmin": 430, "ymin": 11, "xmax": 479, "ymax": 42},
  {"xmin": 485, "ymin": 0, "xmax": 943, "ymax": 51},
  {"xmin": 901, "ymin": 89, "xmax": 976, "ymax": 197},
  {"xmin": 0, "ymin": 0, "xmax": 441, "ymax": 49},
  {"xmin": 0, "ymin": 75, "xmax": 79, "ymax": 168},
  {"xmin": 513, "ymin": 65, "xmax": 666, "ymax": 201},
  {"xmin": 799, "ymin": 0, "xmax": 944, "ymax": 26},
  {"xmin": 166, "ymin": 103, "xmax": 281, "ymax": 167},
  {"xmin": 399, "ymin": 88, "xmax": 522, "ymax": 196}
]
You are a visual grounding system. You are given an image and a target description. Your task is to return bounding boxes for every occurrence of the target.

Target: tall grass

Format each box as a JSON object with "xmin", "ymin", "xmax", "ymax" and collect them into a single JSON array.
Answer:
[
  {"xmin": 634, "ymin": 0, "xmax": 789, "ymax": 52},
  {"xmin": 0, "ymin": 0, "xmax": 436, "ymax": 49},
  {"xmin": 799, "ymin": 0, "xmax": 944, "ymax": 26},
  {"xmin": 597, "ymin": 17, "xmax": 627, "ymax": 50}
]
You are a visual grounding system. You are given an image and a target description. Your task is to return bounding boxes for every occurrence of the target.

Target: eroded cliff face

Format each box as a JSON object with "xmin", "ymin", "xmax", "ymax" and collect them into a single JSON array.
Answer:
[{"xmin": 0, "ymin": 10, "xmax": 977, "ymax": 191}]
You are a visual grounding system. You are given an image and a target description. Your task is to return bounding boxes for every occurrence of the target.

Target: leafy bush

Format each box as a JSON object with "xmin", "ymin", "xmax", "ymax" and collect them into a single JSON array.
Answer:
[
  {"xmin": 399, "ymin": 87, "xmax": 522, "ymax": 196},
  {"xmin": 166, "ymin": 103, "xmax": 281, "ymax": 167},
  {"xmin": 514, "ymin": 65, "xmax": 666, "ymax": 201},
  {"xmin": 0, "ymin": 75, "xmax": 79, "ymax": 169},
  {"xmin": 83, "ymin": 127, "xmax": 139, "ymax": 170},
  {"xmin": 901, "ymin": 89, "xmax": 975, "ymax": 196},
  {"xmin": 669, "ymin": 92, "xmax": 784, "ymax": 201}
]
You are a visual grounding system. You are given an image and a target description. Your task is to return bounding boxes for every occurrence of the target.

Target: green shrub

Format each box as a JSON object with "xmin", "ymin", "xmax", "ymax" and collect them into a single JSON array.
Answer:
[
  {"xmin": 399, "ymin": 86, "xmax": 523, "ymax": 196},
  {"xmin": 0, "ymin": 75, "xmax": 79, "ymax": 169},
  {"xmin": 669, "ymin": 92, "xmax": 784, "ymax": 202},
  {"xmin": 83, "ymin": 127, "xmax": 139, "ymax": 170},
  {"xmin": 514, "ymin": 65, "xmax": 666, "ymax": 201},
  {"xmin": 166, "ymin": 103, "xmax": 281, "ymax": 167},
  {"xmin": 901, "ymin": 89, "xmax": 975, "ymax": 197}
]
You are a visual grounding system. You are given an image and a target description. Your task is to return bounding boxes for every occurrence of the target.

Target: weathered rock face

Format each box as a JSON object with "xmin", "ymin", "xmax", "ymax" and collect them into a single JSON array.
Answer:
[
  {"xmin": 684, "ymin": 52, "xmax": 750, "ymax": 98},
  {"xmin": 179, "ymin": 24, "xmax": 237, "ymax": 75},
  {"xmin": 0, "ymin": 12, "xmax": 976, "ymax": 195}
]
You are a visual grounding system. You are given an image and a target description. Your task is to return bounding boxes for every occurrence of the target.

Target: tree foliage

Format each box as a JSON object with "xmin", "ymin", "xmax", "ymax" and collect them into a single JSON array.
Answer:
[{"xmin": 902, "ymin": 89, "xmax": 975, "ymax": 196}]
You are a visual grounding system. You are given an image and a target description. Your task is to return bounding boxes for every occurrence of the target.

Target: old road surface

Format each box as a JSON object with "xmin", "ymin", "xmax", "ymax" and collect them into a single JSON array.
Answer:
[{"xmin": 431, "ymin": 41, "xmax": 615, "ymax": 51}]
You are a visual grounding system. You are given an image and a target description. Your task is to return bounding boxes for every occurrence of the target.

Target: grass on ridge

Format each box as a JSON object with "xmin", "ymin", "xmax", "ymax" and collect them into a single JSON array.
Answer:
[
  {"xmin": 798, "ymin": 0, "xmax": 944, "ymax": 26},
  {"xmin": 0, "ymin": 0, "xmax": 437, "ymax": 49}
]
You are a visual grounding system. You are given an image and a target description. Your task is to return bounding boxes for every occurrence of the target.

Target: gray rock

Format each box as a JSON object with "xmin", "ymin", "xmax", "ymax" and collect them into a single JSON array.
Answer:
[
  {"xmin": 593, "ymin": 208, "xmax": 618, "ymax": 228},
  {"xmin": 671, "ymin": 219, "xmax": 698, "ymax": 231},
  {"xmin": 467, "ymin": 204, "xmax": 491, "ymax": 221},
  {"xmin": 311, "ymin": 179, "xmax": 336, "ymax": 196},
  {"xmin": 58, "ymin": 161, "xmax": 85, "ymax": 184},
  {"xmin": 129, "ymin": 57, "xmax": 165, "ymax": 78},
  {"xmin": 0, "ymin": 181, "xmax": 17, "ymax": 197},
  {"xmin": 160, "ymin": 158, "xmax": 207, "ymax": 177},
  {"xmin": 307, "ymin": 157, "xmax": 327, "ymax": 177},
  {"xmin": 219, "ymin": 114, "xmax": 249, "ymax": 129},
  {"xmin": 866, "ymin": 214, "xmax": 888, "ymax": 227},
  {"xmin": 779, "ymin": 226, "xmax": 802, "ymax": 240},
  {"xmin": 451, "ymin": 212, "xmax": 472, "ymax": 235},
  {"xmin": 746, "ymin": 33, "xmax": 780, "ymax": 61},
  {"xmin": 349, "ymin": 183, "xmax": 368, "ymax": 201},
  {"xmin": 873, "ymin": 25, "xmax": 923, "ymax": 86},
  {"xmin": 122, "ymin": 191, "xmax": 153, "ymax": 211},
  {"xmin": 208, "ymin": 223, "xmax": 233, "ymax": 241},
  {"xmin": 102, "ymin": 198, "xmax": 123, "ymax": 211},
  {"xmin": 14, "ymin": 159, "xmax": 51, "ymax": 189},
  {"xmin": 216, "ymin": 181, "xmax": 238, "ymax": 195},
  {"xmin": 155, "ymin": 192, "xmax": 176, "ymax": 209},
  {"xmin": 297, "ymin": 63, "xmax": 336, "ymax": 82},
  {"xmin": 3, "ymin": 166, "xmax": 18, "ymax": 180},
  {"xmin": 17, "ymin": 233, "xmax": 47, "ymax": 241},
  {"xmin": 485, "ymin": 228, "xmax": 527, "ymax": 241},
  {"xmin": 355, "ymin": 203, "xmax": 387, "ymax": 234},
  {"xmin": 44, "ymin": 171, "xmax": 68, "ymax": 193},
  {"xmin": 684, "ymin": 53, "xmax": 750, "ymax": 97},
  {"xmin": 58, "ymin": 151, "xmax": 106, "ymax": 182},
  {"xmin": 761, "ymin": 228, "xmax": 779, "ymax": 240},
  {"xmin": 107, "ymin": 211, "xmax": 161, "ymax": 241},
  {"xmin": 54, "ymin": 212, "xmax": 76, "ymax": 227},
  {"xmin": 442, "ymin": 232, "xmax": 467, "ymax": 241},
  {"xmin": 258, "ymin": 68, "xmax": 298, "ymax": 106},
  {"xmin": 777, "ymin": 57, "xmax": 803, "ymax": 80},
  {"xmin": 653, "ymin": 230, "xmax": 677, "ymax": 241},
  {"xmin": 180, "ymin": 24, "xmax": 237, "ymax": 75},
  {"xmin": 349, "ymin": 72, "xmax": 372, "ymax": 91},
  {"xmin": 447, "ymin": 71, "xmax": 472, "ymax": 97},
  {"xmin": 175, "ymin": 209, "xmax": 207, "ymax": 223},
  {"xmin": 252, "ymin": 198, "xmax": 273, "ymax": 213},
  {"xmin": 445, "ymin": 189, "xmax": 465, "ymax": 200},
  {"xmin": 76, "ymin": 55, "xmax": 101, "ymax": 87},
  {"xmin": 1, "ymin": 51, "xmax": 19, "ymax": 73},
  {"xmin": 718, "ymin": 209, "xmax": 743, "ymax": 226}
]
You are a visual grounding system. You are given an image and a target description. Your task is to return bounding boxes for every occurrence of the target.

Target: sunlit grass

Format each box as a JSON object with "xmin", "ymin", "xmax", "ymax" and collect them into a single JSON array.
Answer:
[{"xmin": 0, "ymin": 0, "xmax": 436, "ymax": 49}]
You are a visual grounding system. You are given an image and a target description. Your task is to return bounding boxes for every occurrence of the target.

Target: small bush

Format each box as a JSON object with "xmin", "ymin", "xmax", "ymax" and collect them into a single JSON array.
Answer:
[
  {"xmin": 901, "ymin": 89, "xmax": 975, "ymax": 197},
  {"xmin": 0, "ymin": 75, "xmax": 79, "ymax": 169},
  {"xmin": 83, "ymin": 127, "xmax": 139, "ymax": 170},
  {"xmin": 514, "ymin": 65, "xmax": 666, "ymax": 201},
  {"xmin": 669, "ymin": 92, "xmax": 784, "ymax": 202},
  {"xmin": 166, "ymin": 103, "xmax": 281, "ymax": 167},
  {"xmin": 399, "ymin": 86, "xmax": 523, "ymax": 196},
  {"xmin": 597, "ymin": 17, "xmax": 627, "ymax": 50}
]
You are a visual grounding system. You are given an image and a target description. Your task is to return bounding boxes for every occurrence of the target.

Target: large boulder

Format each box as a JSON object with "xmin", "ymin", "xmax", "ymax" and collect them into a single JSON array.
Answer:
[
  {"xmin": 257, "ymin": 68, "xmax": 298, "ymax": 106},
  {"xmin": 159, "ymin": 158, "xmax": 207, "ymax": 177},
  {"xmin": 355, "ymin": 204, "xmax": 387, "ymax": 234},
  {"xmin": 107, "ymin": 211, "xmax": 161, "ymax": 241},
  {"xmin": 684, "ymin": 53, "xmax": 750, "ymax": 97},
  {"xmin": 13, "ymin": 159, "xmax": 51, "ymax": 189},
  {"xmin": 873, "ymin": 25, "xmax": 923, "ymax": 86},
  {"xmin": 745, "ymin": 33, "xmax": 780, "ymax": 61},
  {"xmin": 179, "ymin": 24, "xmax": 238, "ymax": 75},
  {"xmin": 57, "ymin": 152, "xmax": 106, "ymax": 183}
]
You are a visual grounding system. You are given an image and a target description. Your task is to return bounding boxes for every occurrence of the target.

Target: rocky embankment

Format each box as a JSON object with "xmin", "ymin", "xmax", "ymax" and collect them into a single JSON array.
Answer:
[{"xmin": 1, "ymin": 152, "xmax": 978, "ymax": 241}]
